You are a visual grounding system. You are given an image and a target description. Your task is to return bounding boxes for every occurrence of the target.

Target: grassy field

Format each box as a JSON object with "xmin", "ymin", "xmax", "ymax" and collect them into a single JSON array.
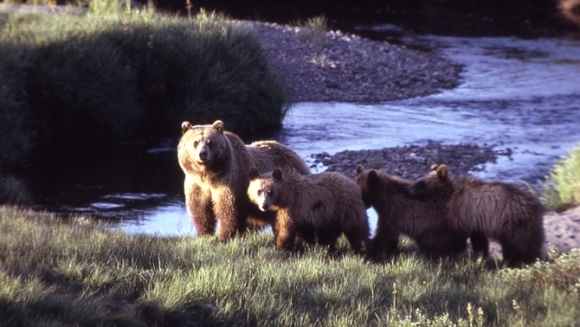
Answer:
[
  {"xmin": 1, "ymin": 3, "xmax": 579, "ymax": 325},
  {"xmin": 1, "ymin": 206, "xmax": 579, "ymax": 327}
]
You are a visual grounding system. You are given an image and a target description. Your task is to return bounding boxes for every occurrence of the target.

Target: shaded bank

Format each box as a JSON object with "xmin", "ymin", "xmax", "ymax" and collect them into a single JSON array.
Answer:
[
  {"xmin": 0, "ymin": 9, "xmax": 287, "ymax": 173},
  {"xmin": 0, "ymin": 8, "xmax": 290, "ymax": 205}
]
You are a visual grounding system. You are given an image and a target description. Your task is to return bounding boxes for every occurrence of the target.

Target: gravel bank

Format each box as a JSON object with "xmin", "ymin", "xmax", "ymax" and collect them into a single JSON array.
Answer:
[
  {"xmin": 245, "ymin": 21, "xmax": 462, "ymax": 103},
  {"xmin": 312, "ymin": 142, "xmax": 500, "ymax": 180}
]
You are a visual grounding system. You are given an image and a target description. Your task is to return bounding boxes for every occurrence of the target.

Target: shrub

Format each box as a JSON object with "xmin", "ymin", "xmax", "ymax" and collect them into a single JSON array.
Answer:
[
  {"xmin": 542, "ymin": 146, "xmax": 580, "ymax": 211},
  {"xmin": 0, "ymin": 6, "xmax": 288, "ymax": 171}
]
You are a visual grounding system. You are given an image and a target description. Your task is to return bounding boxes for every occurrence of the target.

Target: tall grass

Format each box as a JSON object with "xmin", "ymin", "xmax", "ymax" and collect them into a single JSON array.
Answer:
[
  {"xmin": 1, "ymin": 206, "xmax": 579, "ymax": 326},
  {"xmin": 0, "ymin": 5, "xmax": 288, "ymax": 172},
  {"xmin": 542, "ymin": 146, "xmax": 580, "ymax": 211},
  {"xmin": 292, "ymin": 15, "xmax": 328, "ymax": 47}
]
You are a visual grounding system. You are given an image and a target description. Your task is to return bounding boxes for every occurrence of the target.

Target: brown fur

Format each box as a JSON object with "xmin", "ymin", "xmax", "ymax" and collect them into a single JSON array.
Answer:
[
  {"xmin": 177, "ymin": 120, "xmax": 310, "ymax": 241},
  {"xmin": 409, "ymin": 164, "xmax": 546, "ymax": 267},
  {"xmin": 354, "ymin": 165, "xmax": 469, "ymax": 257},
  {"xmin": 247, "ymin": 167, "xmax": 371, "ymax": 255}
]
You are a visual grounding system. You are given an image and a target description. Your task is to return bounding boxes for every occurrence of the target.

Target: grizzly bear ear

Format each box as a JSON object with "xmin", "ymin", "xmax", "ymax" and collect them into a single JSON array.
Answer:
[
  {"xmin": 367, "ymin": 170, "xmax": 379, "ymax": 186},
  {"xmin": 436, "ymin": 164, "xmax": 448, "ymax": 180},
  {"xmin": 356, "ymin": 164, "xmax": 364, "ymax": 175},
  {"xmin": 430, "ymin": 164, "xmax": 439, "ymax": 171},
  {"xmin": 181, "ymin": 121, "xmax": 192, "ymax": 134},
  {"xmin": 212, "ymin": 120, "xmax": 224, "ymax": 133},
  {"xmin": 272, "ymin": 168, "xmax": 283, "ymax": 181},
  {"xmin": 249, "ymin": 168, "xmax": 260, "ymax": 180}
]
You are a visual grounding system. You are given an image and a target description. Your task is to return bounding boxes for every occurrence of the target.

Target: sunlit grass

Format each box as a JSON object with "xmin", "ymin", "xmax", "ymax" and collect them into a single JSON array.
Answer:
[
  {"xmin": 542, "ymin": 146, "xmax": 580, "ymax": 211},
  {"xmin": 1, "ymin": 206, "xmax": 579, "ymax": 326}
]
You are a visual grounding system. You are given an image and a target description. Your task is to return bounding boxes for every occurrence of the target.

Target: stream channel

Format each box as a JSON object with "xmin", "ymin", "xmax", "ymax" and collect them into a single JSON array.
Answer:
[{"xmin": 29, "ymin": 30, "xmax": 580, "ymax": 236}]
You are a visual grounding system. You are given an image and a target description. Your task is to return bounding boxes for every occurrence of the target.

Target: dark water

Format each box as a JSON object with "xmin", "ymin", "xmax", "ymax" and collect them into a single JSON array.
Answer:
[{"xmin": 25, "ymin": 29, "xmax": 580, "ymax": 236}]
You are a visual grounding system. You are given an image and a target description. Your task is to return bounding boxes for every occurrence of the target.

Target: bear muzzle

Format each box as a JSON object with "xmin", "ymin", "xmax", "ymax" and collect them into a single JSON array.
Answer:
[
  {"xmin": 196, "ymin": 150, "xmax": 210, "ymax": 164},
  {"xmin": 257, "ymin": 202, "xmax": 271, "ymax": 211}
]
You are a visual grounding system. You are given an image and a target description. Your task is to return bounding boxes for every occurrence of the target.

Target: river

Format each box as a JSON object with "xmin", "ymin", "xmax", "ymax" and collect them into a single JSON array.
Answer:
[{"xmin": 28, "ymin": 30, "xmax": 580, "ymax": 236}]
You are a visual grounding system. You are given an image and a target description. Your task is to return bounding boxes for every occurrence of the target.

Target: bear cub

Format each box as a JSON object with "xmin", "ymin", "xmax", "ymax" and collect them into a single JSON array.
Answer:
[
  {"xmin": 408, "ymin": 164, "xmax": 545, "ymax": 267},
  {"xmin": 355, "ymin": 164, "xmax": 470, "ymax": 257},
  {"xmin": 248, "ymin": 167, "xmax": 372, "ymax": 255}
]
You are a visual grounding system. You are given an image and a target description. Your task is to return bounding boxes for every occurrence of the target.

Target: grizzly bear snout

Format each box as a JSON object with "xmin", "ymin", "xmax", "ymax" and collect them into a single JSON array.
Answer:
[{"xmin": 197, "ymin": 147, "xmax": 209, "ymax": 163}]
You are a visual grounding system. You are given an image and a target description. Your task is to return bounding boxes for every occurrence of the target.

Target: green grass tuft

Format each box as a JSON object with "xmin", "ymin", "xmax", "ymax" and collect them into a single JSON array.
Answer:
[
  {"xmin": 541, "ymin": 146, "xmax": 580, "ymax": 211},
  {"xmin": 292, "ymin": 15, "xmax": 328, "ymax": 47},
  {"xmin": 1, "ymin": 206, "xmax": 579, "ymax": 326}
]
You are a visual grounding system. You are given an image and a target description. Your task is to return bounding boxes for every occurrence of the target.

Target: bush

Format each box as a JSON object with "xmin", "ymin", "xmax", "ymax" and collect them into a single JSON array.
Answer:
[
  {"xmin": 0, "ymin": 6, "xmax": 288, "ymax": 171},
  {"xmin": 542, "ymin": 146, "xmax": 580, "ymax": 211}
]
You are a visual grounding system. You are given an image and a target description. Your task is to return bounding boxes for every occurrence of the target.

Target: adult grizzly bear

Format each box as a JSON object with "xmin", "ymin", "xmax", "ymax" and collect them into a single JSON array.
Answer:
[
  {"xmin": 177, "ymin": 120, "xmax": 310, "ymax": 241},
  {"xmin": 354, "ymin": 165, "xmax": 469, "ymax": 257},
  {"xmin": 247, "ymin": 167, "xmax": 371, "ymax": 255},
  {"xmin": 408, "ymin": 164, "xmax": 545, "ymax": 267}
]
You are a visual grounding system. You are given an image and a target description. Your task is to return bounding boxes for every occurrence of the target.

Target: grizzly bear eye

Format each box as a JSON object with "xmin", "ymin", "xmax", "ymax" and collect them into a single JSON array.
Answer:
[
  {"xmin": 257, "ymin": 190, "xmax": 262, "ymax": 196},
  {"xmin": 206, "ymin": 140, "xmax": 212, "ymax": 145},
  {"xmin": 193, "ymin": 141, "xmax": 199, "ymax": 147},
  {"xmin": 267, "ymin": 190, "xmax": 273, "ymax": 196}
]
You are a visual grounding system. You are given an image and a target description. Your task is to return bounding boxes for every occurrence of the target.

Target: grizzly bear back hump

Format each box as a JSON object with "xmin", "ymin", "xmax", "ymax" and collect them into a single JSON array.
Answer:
[{"xmin": 248, "ymin": 140, "xmax": 310, "ymax": 175}]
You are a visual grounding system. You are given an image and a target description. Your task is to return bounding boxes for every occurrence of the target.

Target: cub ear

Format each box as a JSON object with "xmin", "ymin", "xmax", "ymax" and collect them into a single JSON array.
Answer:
[
  {"xmin": 367, "ymin": 170, "xmax": 380, "ymax": 186},
  {"xmin": 272, "ymin": 168, "xmax": 283, "ymax": 181},
  {"xmin": 356, "ymin": 164, "xmax": 364, "ymax": 175},
  {"xmin": 249, "ymin": 168, "xmax": 260, "ymax": 180},
  {"xmin": 212, "ymin": 120, "xmax": 224, "ymax": 133},
  {"xmin": 181, "ymin": 121, "xmax": 192, "ymax": 134},
  {"xmin": 436, "ymin": 164, "xmax": 448, "ymax": 180},
  {"xmin": 430, "ymin": 164, "xmax": 439, "ymax": 171}
]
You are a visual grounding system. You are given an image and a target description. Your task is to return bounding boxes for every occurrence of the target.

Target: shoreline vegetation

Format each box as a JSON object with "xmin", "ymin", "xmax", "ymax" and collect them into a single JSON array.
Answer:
[{"xmin": 1, "ymin": 3, "xmax": 580, "ymax": 325}]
